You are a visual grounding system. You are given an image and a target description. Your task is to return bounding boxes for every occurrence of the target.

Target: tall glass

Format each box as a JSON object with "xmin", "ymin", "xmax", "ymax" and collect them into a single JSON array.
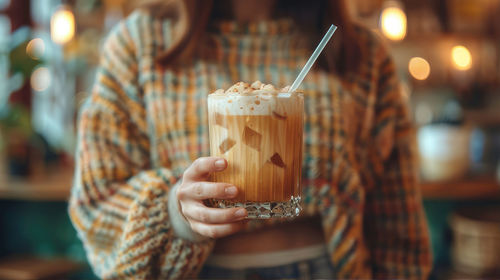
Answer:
[{"xmin": 207, "ymin": 90, "xmax": 303, "ymax": 219}]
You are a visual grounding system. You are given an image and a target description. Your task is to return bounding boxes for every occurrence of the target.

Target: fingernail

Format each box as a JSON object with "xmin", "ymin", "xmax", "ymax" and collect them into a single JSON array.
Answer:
[
  {"xmin": 225, "ymin": 186, "xmax": 237, "ymax": 196},
  {"xmin": 214, "ymin": 159, "xmax": 226, "ymax": 170},
  {"xmin": 235, "ymin": 209, "xmax": 247, "ymax": 217}
]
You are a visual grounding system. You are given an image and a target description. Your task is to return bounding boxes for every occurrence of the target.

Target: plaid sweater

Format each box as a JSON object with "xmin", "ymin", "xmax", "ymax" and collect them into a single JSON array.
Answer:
[{"xmin": 69, "ymin": 10, "xmax": 432, "ymax": 279}]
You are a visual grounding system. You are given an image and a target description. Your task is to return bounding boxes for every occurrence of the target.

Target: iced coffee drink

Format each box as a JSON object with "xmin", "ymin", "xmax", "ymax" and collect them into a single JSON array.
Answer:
[{"xmin": 207, "ymin": 81, "xmax": 303, "ymax": 219}]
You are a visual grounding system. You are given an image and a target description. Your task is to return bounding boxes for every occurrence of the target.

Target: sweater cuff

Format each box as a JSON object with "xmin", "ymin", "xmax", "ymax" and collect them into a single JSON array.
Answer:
[{"xmin": 168, "ymin": 180, "xmax": 210, "ymax": 243}]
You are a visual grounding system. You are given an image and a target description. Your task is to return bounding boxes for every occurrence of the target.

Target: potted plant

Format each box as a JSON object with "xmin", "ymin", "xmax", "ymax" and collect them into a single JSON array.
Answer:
[{"xmin": 0, "ymin": 104, "xmax": 33, "ymax": 177}]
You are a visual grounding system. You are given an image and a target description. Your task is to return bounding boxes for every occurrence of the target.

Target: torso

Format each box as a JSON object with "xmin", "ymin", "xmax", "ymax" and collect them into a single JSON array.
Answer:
[
  {"xmin": 213, "ymin": 215, "xmax": 325, "ymax": 254},
  {"xmin": 145, "ymin": 26, "xmax": 373, "ymax": 255}
]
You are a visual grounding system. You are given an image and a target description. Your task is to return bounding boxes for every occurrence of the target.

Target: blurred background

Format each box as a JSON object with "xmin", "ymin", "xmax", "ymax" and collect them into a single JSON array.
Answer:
[{"xmin": 0, "ymin": 0, "xmax": 499, "ymax": 279}]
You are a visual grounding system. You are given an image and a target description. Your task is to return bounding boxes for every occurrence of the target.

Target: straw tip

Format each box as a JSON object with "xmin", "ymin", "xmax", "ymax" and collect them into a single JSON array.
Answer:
[{"xmin": 288, "ymin": 23, "xmax": 338, "ymax": 93}]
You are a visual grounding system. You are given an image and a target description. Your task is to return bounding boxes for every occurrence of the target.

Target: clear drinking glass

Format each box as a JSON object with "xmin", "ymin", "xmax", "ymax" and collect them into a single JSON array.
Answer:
[{"xmin": 207, "ymin": 91, "xmax": 304, "ymax": 219}]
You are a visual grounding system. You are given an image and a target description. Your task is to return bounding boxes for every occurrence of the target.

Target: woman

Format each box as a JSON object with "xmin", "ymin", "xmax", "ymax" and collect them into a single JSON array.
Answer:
[{"xmin": 69, "ymin": 0, "xmax": 432, "ymax": 278}]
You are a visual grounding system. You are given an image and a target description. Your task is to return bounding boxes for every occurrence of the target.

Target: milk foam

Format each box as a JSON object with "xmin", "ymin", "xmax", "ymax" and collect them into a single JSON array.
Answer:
[{"xmin": 208, "ymin": 81, "xmax": 299, "ymax": 116}]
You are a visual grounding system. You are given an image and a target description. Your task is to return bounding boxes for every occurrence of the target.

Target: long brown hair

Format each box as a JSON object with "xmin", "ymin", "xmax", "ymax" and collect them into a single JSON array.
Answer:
[{"xmin": 137, "ymin": 0, "xmax": 362, "ymax": 76}]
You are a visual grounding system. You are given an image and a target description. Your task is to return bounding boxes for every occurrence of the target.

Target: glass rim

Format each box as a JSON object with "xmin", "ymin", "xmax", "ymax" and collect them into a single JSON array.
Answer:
[{"xmin": 208, "ymin": 92, "xmax": 303, "ymax": 98}]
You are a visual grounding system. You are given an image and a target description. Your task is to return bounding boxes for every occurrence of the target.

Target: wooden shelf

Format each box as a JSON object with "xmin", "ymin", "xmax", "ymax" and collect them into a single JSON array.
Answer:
[
  {"xmin": 421, "ymin": 176, "xmax": 500, "ymax": 200},
  {"xmin": 0, "ymin": 256, "xmax": 83, "ymax": 280},
  {"xmin": 464, "ymin": 109, "xmax": 500, "ymax": 127},
  {"xmin": 0, "ymin": 167, "xmax": 73, "ymax": 201}
]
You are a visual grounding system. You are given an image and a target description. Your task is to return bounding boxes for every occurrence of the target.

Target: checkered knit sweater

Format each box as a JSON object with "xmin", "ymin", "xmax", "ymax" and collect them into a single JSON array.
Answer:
[{"xmin": 69, "ymin": 10, "xmax": 432, "ymax": 279}]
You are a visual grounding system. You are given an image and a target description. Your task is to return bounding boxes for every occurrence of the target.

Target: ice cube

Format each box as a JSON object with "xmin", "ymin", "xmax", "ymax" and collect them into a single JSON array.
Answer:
[
  {"xmin": 242, "ymin": 126, "xmax": 262, "ymax": 151},
  {"xmin": 215, "ymin": 112, "xmax": 226, "ymax": 127},
  {"xmin": 269, "ymin": 152, "xmax": 286, "ymax": 168},
  {"xmin": 219, "ymin": 138, "xmax": 236, "ymax": 154}
]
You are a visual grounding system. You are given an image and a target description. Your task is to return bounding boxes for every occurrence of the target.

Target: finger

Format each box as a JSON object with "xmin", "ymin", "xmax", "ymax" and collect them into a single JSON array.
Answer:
[
  {"xmin": 183, "ymin": 203, "xmax": 247, "ymax": 224},
  {"xmin": 178, "ymin": 182, "xmax": 238, "ymax": 200},
  {"xmin": 190, "ymin": 220, "xmax": 248, "ymax": 239},
  {"xmin": 183, "ymin": 157, "xmax": 227, "ymax": 182}
]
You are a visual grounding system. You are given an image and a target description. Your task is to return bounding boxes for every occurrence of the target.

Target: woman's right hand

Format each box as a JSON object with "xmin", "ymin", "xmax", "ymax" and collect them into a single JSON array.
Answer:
[{"xmin": 176, "ymin": 157, "xmax": 248, "ymax": 239}]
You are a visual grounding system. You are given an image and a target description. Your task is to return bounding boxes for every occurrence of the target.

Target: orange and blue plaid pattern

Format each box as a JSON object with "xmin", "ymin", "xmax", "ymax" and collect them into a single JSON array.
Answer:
[{"xmin": 69, "ymin": 10, "xmax": 432, "ymax": 279}]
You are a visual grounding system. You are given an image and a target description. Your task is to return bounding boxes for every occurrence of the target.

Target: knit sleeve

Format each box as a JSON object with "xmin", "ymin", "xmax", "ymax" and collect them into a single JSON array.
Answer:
[
  {"xmin": 68, "ymin": 15, "xmax": 214, "ymax": 279},
  {"xmin": 364, "ymin": 45, "xmax": 432, "ymax": 279}
]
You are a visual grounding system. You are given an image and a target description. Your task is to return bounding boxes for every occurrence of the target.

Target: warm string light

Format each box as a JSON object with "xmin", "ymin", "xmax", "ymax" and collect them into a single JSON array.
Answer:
[
  {"xmin": 408, "ymin": 57, "xmax": 431, "ymax": 81},
  {"xmin": 451, "ymin": 45, "xmax": 472, "ymax": 71},
  {"xmin": 51, "ymin": 7, "xmax": 75, "ymax": 44},
  {"xmin": 380, "ymin": 5, "xmax": 407, "ymax": 41}
]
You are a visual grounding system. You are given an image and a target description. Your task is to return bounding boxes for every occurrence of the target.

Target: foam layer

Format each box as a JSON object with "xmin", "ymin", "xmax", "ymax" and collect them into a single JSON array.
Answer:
[
  {"xmin": 208, "ymin": 81, "xmax": 301, "ymax": 116},
  {"xmin": 211, "ymin": 81, "xmax": 291, "ymax": 96}
]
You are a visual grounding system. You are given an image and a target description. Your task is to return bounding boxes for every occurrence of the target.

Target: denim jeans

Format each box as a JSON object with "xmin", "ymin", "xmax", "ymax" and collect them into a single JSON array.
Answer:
[{"xmin": 198, "ymin": 253, "xmax": 335, "ymax": 280}]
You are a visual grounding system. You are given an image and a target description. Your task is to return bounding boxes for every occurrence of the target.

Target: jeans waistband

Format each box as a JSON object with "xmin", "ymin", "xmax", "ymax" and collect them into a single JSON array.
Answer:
[{"xmin": 199, "ymin": 251, "xmax": 335, "ymax": 280}]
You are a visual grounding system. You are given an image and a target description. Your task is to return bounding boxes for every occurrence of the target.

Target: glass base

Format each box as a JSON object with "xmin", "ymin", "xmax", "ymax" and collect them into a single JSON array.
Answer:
[{"xmin": 213, "ymin": 196, "xmax": 302, "ymax": 219}]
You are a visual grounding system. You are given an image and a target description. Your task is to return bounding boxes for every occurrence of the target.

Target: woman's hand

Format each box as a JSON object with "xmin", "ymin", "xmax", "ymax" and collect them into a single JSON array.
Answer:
[{"xmin": 176, "ymin": 157, "xmax": 247, "ymax": 239}]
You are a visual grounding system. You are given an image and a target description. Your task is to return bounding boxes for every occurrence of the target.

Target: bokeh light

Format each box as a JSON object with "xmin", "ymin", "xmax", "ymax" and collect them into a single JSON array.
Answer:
[
  {"xmin": 380, "ymin": 6, "xmax": 407, "ymax": 41},
  {"xmin": 51, "ymin": 7, "xmax": 75, "ymax": 44},
  {"xmin": 0, "ymin": 0, "xmax": 10, "ymax": 10},
  {"xmin": 415, "ymin": 103, "xmax": 433, "ymax": 125},
  {"xmin": 451, "ymin": 45, "xmax": 472, "ymax": 71},
  {"xmin": 0, "ymin": 15, "xmax": 11, "ymax": 46},
  {"xmin": 408, "ymin": 57, "xmax": 431, "ymax": 80},
  {"xmin": 26, "ymin": 38, "xmax": 45, "ymax": 60},
  {"xmin": 31, "ymin": 66, "xmax": 51, "ymax": 91}
]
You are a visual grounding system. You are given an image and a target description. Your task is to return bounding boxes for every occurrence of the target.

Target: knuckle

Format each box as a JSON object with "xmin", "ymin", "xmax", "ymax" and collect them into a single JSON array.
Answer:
[
  {"xmin": 180, "ymin": 207, "xmax": 188, "ymax": 219},
  {"xmin": 192, "ymin": 157, "xmax": 202, "ymax": 166},
  {"xmin": 193, "ymin": 183, "xmax": 204, "ymax": 197},
  {"xmin": 181, "ymin": 169, "xmax": 190, "ymax": 181},
  {"xmin": 191, "ymin": 182, "xmax": 204, "ymax": 197},
  {"xmin": 179, "ymin": 203, "xmax": 190, "ymax": 218},
  {"xmin": 189, "ymin": 221, "xmax": 199, "ymax": 233},
  {"xmin": 192, "ymin": 159, "xmax": 205, "ymax": 175},
  {"xmin": 176, "ymin": 186, "xmax": 185, "ymax": 200},
  {"xmin": 205, "ymin": 227, "xmax": 217, "ymax": 238},
  {"xmin": 198, "ymin": 209, "xmax": 210, "ymax": 223},
  {"xmin": 196, "ymin": 157, "xmax": 208, "ymax": 163},
  {"xmin": 194, "ymin": 157, "xmax": 208, "ymax": 168}
]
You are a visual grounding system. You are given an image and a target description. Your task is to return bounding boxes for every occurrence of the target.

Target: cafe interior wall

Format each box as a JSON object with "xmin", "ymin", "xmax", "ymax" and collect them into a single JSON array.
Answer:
[{"xmin": 0, "ymin": 0, "xmax": 499, "ymax": 278}]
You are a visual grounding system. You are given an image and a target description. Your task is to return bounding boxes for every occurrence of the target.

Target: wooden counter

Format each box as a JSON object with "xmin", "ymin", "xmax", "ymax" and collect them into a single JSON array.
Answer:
[
  {"xmin": 420, "ymin": 176, "xmax": 500, "ymax": 200},
  {"xmin": 0, "ymin": 167, "xmax": 73, "ymax": 201}
]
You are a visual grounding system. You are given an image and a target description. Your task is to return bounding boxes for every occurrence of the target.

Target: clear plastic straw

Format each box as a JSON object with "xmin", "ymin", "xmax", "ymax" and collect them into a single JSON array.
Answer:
[{"xmin": 289, "ymin": 24, "xmax": 337, "ymax": 93}]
